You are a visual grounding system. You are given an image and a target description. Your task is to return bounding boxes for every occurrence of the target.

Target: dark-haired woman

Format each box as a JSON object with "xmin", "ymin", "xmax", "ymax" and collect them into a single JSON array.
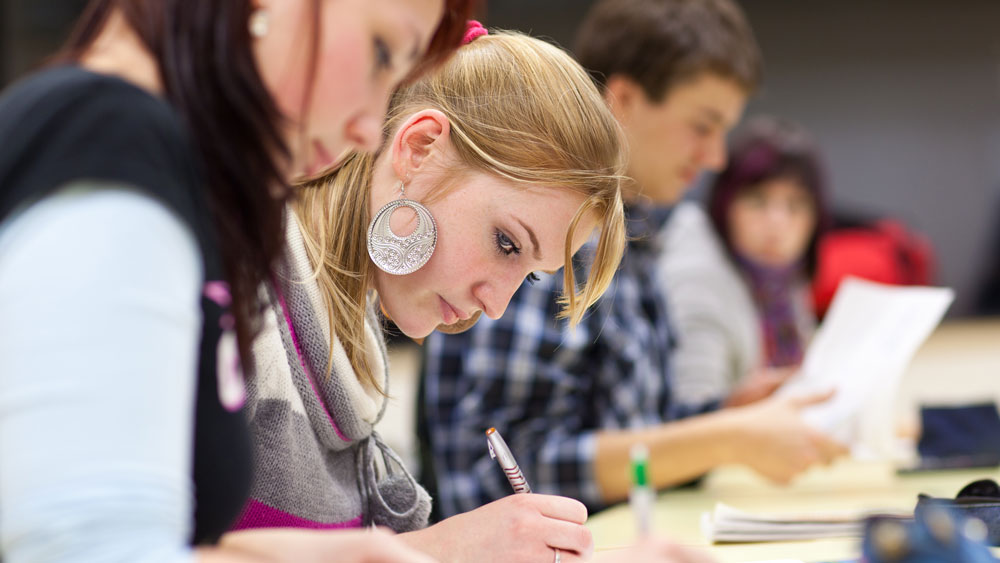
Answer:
[
  {"xmin": 0, "ymin": 0, "xmax": 473, "ymax": 561},
  {"xmin": 662, "ymin": 116, "xmax": 830, "ymax": 406}
]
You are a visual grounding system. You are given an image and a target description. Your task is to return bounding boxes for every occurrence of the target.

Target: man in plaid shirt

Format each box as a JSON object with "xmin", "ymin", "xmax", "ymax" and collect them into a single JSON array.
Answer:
[{"xmin": 419, "ymin": 0, "xmax": 846, "ymax": 519}]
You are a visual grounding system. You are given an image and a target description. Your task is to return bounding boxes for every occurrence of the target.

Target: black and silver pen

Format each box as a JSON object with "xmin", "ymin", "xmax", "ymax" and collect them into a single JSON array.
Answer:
[{"xmin": 486, "ymin": 427, "xmax": 531, "ymax": 494}]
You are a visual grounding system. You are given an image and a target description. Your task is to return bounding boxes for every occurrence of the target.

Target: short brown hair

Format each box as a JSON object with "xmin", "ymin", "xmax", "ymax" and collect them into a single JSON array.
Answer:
[{"xmin": 574, "ymin": 0, "xmax": 762, "ymax": 101}]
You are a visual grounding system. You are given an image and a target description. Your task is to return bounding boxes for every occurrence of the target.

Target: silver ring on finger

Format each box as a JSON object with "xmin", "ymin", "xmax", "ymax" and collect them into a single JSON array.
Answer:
[{"xmin": 553, "ymin": 547, "xmax": 561, "ymax": 563}]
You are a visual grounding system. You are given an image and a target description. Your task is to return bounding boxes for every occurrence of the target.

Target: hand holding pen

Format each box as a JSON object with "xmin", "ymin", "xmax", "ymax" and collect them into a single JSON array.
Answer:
[
  {"xmin": 483, "ymin": 429, "xmax": 712, "ymax": 563},
  {"xmin": 486, "ymin": 427, "xmax": 587, "ymax": 563}
]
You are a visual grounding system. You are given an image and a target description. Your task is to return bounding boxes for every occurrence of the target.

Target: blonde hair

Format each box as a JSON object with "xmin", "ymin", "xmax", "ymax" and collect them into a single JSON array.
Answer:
[{"xmin": 294, "ymin": 31, "xmax": 626, "ymax": 391}]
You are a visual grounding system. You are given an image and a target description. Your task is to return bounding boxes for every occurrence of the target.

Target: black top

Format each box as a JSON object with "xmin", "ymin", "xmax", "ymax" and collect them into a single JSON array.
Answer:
[{"xmin": 0, "ymin": 66, "xmax": 253, "ymax": 544}]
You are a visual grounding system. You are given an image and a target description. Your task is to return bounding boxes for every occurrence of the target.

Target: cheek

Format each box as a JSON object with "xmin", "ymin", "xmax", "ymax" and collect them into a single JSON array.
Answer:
[
  {"xmin": 384, "ymin": 233, "xmax": 471, "ymax": 304},
  {"xmin": 788, "ymin": 216, "xmax": 817, "ymax": 253},
  {"xmin": 728, "ymin": 209, "xmax": 761, "ymax": 252},
  {"xmin": 376, "ymin": 271, "xmax": 432, "ymax": 334},
  {"xmin": 633, "ymin": 121, "xmax": 665, "ymax": 161},
  {"xmin": 304, "ymin": 28, "xmax": 372, "ymax": 142},
  {"xmin": 657, "ymin": 115, "xmax": 689, "ymax": 151},
  {"xmin": 660, "ymin": 134, "xmax": 697, "ymax": 170},
  {"xmin": 268, "ymin": 75, "xmax": 306, "ymax": 125},
  {"xmin": 432, "ymin": 227, "xmax": 484, "ymax": 280},
  {"xmin": 319, "ymin": 57, "xmax": 366, "ymax": 112}
]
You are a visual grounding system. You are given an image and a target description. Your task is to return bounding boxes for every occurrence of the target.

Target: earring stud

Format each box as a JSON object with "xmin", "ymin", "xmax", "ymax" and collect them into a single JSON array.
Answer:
[{"xmin": 249, "ymin": 9, "xmax": 270, "ymax": 38}]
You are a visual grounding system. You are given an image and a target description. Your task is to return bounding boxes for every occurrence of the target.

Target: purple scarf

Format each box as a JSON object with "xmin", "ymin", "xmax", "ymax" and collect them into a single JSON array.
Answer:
[{"xmin": 736, "ymin": 256, "xmax": 807, "ymax": 367}]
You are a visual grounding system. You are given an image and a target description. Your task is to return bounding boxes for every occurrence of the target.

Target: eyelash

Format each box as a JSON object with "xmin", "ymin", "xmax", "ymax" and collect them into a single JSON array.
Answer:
[
  {"xmin": 374, "ymin": 37, "xmax": 392, "ymax": 72},
  {"xmin": 495, "ymin": 230, "xmax": 521, "ymax": 256},
  {"xmin": 495, "ymin": 231, "xmax": 540, "ymax": 285}
]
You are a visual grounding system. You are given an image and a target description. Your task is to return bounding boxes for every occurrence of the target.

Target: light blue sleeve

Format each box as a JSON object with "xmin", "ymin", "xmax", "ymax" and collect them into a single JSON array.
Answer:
[{"xmin": 0, "ymin": 186, "xmax": 201, "ymax": 563}]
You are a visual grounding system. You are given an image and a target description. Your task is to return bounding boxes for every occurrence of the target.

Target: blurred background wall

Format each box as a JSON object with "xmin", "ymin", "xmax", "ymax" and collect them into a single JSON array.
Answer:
[
  {"xmin": 2, "ymin": 0, "xmax": 87, "ymax": 82},
  {"xmin": 4, "ymin": 0, "xmax": 1000, "ymax": 316}
]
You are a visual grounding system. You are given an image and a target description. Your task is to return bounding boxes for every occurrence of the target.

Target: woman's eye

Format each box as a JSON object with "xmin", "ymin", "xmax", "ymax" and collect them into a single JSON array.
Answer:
[
  {"xmin": 374, "ymin": 37, "xmax": 392, "ymax": 71},
  {"xmin": 495, "ymin": 231, "xmax": 520, "ymax": 256},
  {"xmin": 526, "ymin": 272, "xmax": 541, "ymax": 285}
]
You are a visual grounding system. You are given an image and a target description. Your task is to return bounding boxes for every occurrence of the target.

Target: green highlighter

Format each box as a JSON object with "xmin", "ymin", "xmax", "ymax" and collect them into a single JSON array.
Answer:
[{"xmin": 629, "ymin": 444, "xmax": 653, "ymax": 538}]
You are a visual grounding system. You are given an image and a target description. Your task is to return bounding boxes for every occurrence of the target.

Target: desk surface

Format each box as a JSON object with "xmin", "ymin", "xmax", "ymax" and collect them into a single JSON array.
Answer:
[
  {"xmin": 589, "ymin": 462, "xmax": 1000, "ymax": 562},
  {"xmin": 587, "ymin": 319, "xmax": 1000, "ymax": 562},
  {"xmin": 896, "ymin": 318, "xmax": 1000, "ymax": 416}
]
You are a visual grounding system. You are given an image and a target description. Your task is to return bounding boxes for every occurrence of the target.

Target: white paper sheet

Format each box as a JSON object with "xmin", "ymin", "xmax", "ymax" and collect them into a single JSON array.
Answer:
[{"xmin": 776, "ymin": 277, "xmax": 954, "ymax": 457}]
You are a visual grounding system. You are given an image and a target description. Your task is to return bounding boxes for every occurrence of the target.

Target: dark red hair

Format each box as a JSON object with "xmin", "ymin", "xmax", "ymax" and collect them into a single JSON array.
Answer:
[
  {"xmin": 407, "ymin": 0, "xmax": 483, "ymax": 82},
  {"xmin": 54, "ymin": 0, "xmax": 477, "ymax": 364}
]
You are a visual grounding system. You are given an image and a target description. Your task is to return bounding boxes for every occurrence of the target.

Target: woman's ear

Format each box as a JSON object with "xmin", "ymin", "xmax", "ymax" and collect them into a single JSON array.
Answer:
[{"xmin": 390, "ymin": 109, "xmax": 452, "ymax": 180}]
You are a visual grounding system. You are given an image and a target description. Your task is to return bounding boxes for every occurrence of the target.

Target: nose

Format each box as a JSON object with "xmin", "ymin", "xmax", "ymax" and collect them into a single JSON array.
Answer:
[
  {"xmin": 345, "ymin": 94, "xmax": 391, "ymax": 153},
  {"xmin": 471, "ymin": 273, "xmax": 529, "ymax": 320},
  {"xmin": 345, "ymin": 114, "xmax": 382, "ymax": 153},
  {"xmin": 702, "ymin": 134, "xmax": 728, "ymax": 172},
  {"xmin": 763, "ymin": 201, "xmax": 793, "ymax": 228}
]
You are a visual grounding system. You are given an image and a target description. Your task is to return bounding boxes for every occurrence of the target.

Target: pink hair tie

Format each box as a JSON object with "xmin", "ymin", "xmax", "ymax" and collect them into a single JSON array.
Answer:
[{"xmin": 462, "ymin": 20, "xmax": 488, "ymax": 45}]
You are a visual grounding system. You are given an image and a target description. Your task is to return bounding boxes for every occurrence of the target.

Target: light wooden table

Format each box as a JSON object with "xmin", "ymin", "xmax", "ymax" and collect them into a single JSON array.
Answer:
[
  {"xmin": 587, "ymin": 319, "xmax": 1000, "ymax": 562},
  {"xmin": 589, "ymin": 461, "xmax": 1000, "ymax": 562},
  {"xmin": 895, "ymin": 318, "xmax": 1000, "ymax": 423}
]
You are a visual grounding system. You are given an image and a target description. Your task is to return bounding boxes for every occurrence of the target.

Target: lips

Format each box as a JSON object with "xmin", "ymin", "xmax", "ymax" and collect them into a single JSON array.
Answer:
[
  {"xmin": 439, "ymin": 296, "xmax": 471, "ymax": 325},
  {"xmin": 436, "ymin": 311, "xmax": 483, "ymax": 334}
]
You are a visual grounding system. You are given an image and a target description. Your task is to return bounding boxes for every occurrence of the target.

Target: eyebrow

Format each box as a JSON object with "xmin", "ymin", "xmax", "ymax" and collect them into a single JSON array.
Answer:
[
  {"xmin": 697, "ymin": 106, "xmax": 726, "ymax": 126},
  {"xmin": 516, "ymin": 218, "xmax": 542, "ymax": 261}
]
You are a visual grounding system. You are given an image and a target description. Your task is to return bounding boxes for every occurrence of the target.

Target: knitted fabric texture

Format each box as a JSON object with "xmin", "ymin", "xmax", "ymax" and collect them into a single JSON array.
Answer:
[{"xmin": 233, "ymin": 210, "xmax": 431, "ymax": 532}]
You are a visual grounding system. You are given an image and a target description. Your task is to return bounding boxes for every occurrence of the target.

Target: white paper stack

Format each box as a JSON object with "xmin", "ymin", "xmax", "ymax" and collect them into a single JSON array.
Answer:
[{"xmin": 700, "ymin": 502, "xmax": 909, "ymax": 543}]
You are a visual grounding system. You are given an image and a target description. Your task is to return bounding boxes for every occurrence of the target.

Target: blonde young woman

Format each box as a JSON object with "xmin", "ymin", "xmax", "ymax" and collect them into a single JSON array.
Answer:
[{"xmin": 236, "ymin": 28, "xmax": 713, "ymax": 563}]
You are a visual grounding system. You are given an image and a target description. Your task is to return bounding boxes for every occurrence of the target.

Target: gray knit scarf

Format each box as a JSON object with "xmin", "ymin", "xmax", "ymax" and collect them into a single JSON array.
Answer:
[{"xmin": 233, "ymin": 212, "xmax": 431, "ymax": 532}]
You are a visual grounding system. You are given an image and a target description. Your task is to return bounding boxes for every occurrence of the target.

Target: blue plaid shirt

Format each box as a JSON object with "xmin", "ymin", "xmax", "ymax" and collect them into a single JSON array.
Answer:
[{"xmin": 419, "ymin": 204, "xmax": 720, "ymax": 518}]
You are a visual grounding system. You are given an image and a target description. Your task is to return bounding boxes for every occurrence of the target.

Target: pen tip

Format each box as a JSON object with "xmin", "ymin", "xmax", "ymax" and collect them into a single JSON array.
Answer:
[{"xmin": 486, "ymin": 427, "xmax": 496, "ymax": 435}]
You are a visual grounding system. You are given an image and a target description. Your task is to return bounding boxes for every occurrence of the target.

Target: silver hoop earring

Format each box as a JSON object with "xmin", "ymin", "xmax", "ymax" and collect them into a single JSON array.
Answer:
[
  {"xmin": 249, "ymin": 9, "xmax": 270, "ymax": 38},
  {"xmin": 367, "ymin": 181, "xmax": 438, "ymax": 275}
]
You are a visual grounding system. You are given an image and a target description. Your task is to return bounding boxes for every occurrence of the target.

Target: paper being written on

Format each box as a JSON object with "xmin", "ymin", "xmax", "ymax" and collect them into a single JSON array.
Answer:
[{"xmin": 776, "ymin": 277, "xmax": 954, "ymax": 457}]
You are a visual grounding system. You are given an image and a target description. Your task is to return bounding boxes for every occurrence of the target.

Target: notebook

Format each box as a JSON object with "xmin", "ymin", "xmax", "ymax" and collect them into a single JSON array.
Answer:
[{"xmin": 701, "ymin": 502, "xmax": 911, "ymax": 543}]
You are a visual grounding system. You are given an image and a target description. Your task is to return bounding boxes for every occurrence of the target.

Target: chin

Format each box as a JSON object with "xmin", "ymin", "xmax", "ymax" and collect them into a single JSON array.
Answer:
[
  {"xmin": 392, "ymin": 318, "xmax": 436, "ymax": 340},
  {"xmin": 760, "ymin": 255, "xmax": 794, "ymax": 268},
  {"xmin": 388, "ymin": 312, "xmax": 483, "ymax": 340}
]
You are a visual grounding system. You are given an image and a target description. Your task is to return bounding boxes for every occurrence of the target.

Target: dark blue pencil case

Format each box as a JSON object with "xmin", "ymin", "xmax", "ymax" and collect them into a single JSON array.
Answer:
[
  {"xmin": 862, "ymin": 500, "xmax": 998, "ymax": 562},
  {"xmin": 917, "ymin": 479, "xmax": 1000, "ymax": 547}
]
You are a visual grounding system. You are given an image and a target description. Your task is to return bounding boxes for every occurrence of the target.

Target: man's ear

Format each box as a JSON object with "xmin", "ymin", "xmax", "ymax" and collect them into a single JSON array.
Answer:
[
  {"xmin": 390, "ymin": 109, "xmax": 452, "ymax": 180},
  {"xmin": 604, "ymin": 75, "xmax": 647, "ymax": 124}
]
